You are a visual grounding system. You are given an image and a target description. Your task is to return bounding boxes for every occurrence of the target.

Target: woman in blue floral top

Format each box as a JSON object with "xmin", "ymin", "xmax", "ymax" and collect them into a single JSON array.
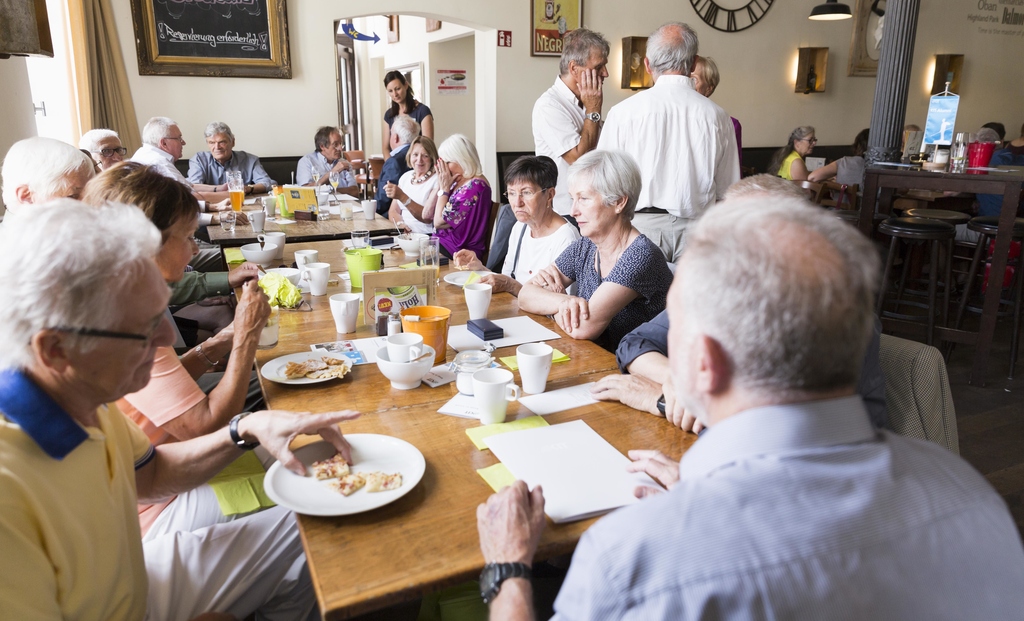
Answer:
[{"xmin": 432, "ymin": 134, "xmax": 492, "ymax": 258}]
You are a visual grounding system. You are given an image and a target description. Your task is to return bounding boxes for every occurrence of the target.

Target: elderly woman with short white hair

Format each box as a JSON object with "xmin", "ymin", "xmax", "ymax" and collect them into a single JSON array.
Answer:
[
  {"xmin": 520, "ymin": 150, "xmax": 673, "ymax": 351},
  {"xmin": 433, "ymin": 134, "xmax": 492, "ymax": 258}
]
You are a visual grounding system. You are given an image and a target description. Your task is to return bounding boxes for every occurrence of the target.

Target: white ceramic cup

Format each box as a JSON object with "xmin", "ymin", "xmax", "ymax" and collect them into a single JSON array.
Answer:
[
  {"xmin": 301, "ymin": 262, "xmax": 331, "ymax": 296},
  {"xmin": 386, "ymin": 333, "xmax": 424, "ymax": 363},
  {"xmin": 250, "ymin": 210, "xmax": 266, "ymax": 233},
  {"xmin": 464, "ymin": 283, "xmax": 493, "ymax": 321},
  {"xmin": 516, "ymin": 343, "xmax": 553, "ymax": 395},
  {"xmin": 361, "ymin": 200, "xmax": 376, "ymax": 220},
  {"xmin": 265, "ymin": 232, "xmax": 286, "ymax": 259},
  {"xmin": 294, "ymin": 249, "xmax": 319, "ymax": 269},
  {"xmin": 262, "ymin": 195, "xmax": 277, "ymax": 217},
  {"xmin": 473, "ymin": 368, "xmax": 520, "ymax": 425},
  {"xmin": 329, "ymin": 293, "xmax": 361, "ymax": 333}
]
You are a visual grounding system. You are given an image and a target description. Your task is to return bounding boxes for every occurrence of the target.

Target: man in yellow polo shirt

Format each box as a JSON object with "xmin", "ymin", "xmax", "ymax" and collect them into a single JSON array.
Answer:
[{"xmin": 0, "ymin": 200, "xmax": 359, "ymax": 620}]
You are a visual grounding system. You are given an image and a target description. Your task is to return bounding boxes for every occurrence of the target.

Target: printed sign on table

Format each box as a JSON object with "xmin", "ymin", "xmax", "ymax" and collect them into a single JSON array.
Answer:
[{"xmin": 924, "ymin": 94, "xmax": 960, "ymax": 146}]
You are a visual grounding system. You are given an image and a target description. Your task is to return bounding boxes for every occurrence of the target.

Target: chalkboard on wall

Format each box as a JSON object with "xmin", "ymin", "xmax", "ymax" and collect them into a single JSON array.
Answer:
[{"xmin": 130, "ymin": 0, "xmax": 291, "ymax": 79}]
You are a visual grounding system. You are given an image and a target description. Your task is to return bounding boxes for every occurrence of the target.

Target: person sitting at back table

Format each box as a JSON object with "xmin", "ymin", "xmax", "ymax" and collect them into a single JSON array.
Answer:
[
  {"xmin": 769, "ymin": 125, "xmax": 816, "ymax": 181},
  {"xmin": 131, "ymin": 117, "xmax": 232, "ymax": 212},
  {"xmin": 982, "ymin": 121, "xmax": 1007, "ymax": 145},
  {"xmin": 519, "ymin": 150, "xmax": 673, "ymax": 351},
  {"xmin": 976, "ymin": 121, "xmax": 1024, "ymax": 218},
  {"xmin": 809, "ymin": 128, "xmax": 869, "ymax": 188},
  {"xmin": 432, "ymin": 134, "xmax": 492, "ymax": 258},
  {"xmin": 296, "ymin": 125, "xmax": 358, "ymax": 195},
  {"xmin": 1, "ymin": 137, "xmax": 95, "ymax": 226},
  {"xmin": 477, "ymin": 197, "xmax": 1024, "ymax": 621},
  {"xmin": 453, "ymin": 155, "xmax": 580, "ymax": 296},
  {"xmin": 188, "ymin": 121, "xmax": 275, "ymax": 195},
  {"xmin": 386, "ymin": 135, "xmax": 439, "ymax": 235},
  {"xmin": 79, "ymin": 128, "xmax": 127, "ymax": 171},
  {"xmin": 374, "ymin": 114, "xmax": 419, "ymax": 214}
]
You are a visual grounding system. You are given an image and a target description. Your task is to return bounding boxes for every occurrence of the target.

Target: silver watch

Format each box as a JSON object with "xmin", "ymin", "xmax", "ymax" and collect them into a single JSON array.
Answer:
[{"xmin": 586, "ymin": 111, "xmax": 601, "ymax": 123}]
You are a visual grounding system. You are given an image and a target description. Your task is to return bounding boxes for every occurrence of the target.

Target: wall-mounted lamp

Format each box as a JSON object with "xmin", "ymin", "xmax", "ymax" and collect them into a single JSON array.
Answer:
[
  {"xmin": 620, "ymin": 37, "xmax": 653, "ymax": 91},
  {"xmin": 931, "ymin": 54, "xmax": 963, "ymax": 95},
  {"xmin": 809, "ymin": 0, "xmax": 852, "ymax": 20}
]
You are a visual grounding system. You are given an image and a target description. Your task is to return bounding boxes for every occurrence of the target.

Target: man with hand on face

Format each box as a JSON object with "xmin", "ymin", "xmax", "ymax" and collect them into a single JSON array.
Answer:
[
  {"xmin": 476, "ymin": 197, "xmax": 1024, "ymax": 620},
  {"xmin": 296, "ymin": 125, "xmax": 359, "ymax": 195},
  {"xmin": 188, "ymin": 121, "xmax": 275, "ymax": 195},
  {"xmin": 532, "ymin": 28, "xmax": 609, "ymax": 217}
]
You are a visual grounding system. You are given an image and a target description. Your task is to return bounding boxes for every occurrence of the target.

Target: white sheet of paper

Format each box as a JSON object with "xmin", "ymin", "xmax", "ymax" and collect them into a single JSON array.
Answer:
[
  {"xmin": 517, "ymin": 383, "xmax": 597, "ymax": 416},
  {"xmin": 437, "ymin": 393, "xmax": 480, "ymax": 419},
  {"xmin": 484, "ymin": 420, "xmax": 658, "ymax": 523},
  {"xmin": 422, "ymin": 365, "xmax": 456, "ymax": 387},
  {"xmin": 805, "ymin": 156, "xmax": 826, "ymax": 171},
  {"xmin": 447, "ymin": 316, "xmax": 560, "ymax": 352},
  {"xmin": 311, "ymin": 336, "xmax": 388, "ymax": 364},
  {"xmin": 243, "ymin": 197, "xmax": 258, "ymax": 205}
]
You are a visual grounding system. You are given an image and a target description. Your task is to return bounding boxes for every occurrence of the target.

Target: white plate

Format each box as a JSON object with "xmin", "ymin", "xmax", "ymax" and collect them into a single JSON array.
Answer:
[
  {"xmin": 263, "ymin": 436, "xmax": 426, "ymax": 516},
  {"xmin": 444, "ymin": 271, "xmax": 485, "ymax": 286},
  {"xmin": 260, "ymin": 352, "xmax": 353, "ymax": 385}
]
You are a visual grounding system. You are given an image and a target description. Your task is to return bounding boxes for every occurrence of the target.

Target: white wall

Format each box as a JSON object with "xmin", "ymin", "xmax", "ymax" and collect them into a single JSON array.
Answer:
[
  {"xmin": 429, "ymin": 35, "xmax": 476, "ymax": 143},
  {"xmin": 0, "ymin": 57, "xmax": 38, "ymax": 216}
]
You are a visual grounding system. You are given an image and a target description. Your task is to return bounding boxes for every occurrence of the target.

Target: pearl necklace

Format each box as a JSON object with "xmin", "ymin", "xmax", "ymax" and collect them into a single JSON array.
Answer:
[{"xmin": 412, "ymin": 170, "xmax": 435, "ymax": 184}]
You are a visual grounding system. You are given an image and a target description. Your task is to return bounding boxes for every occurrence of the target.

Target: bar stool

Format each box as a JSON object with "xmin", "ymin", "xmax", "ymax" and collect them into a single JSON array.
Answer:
[
  {"xmin": 877, "ymin": 217, "xmax": 956, "ymax": 346},
  {"xmin": 952, "ymin": 216, "xmax": 1024, "ymax": 378},
  {"xmin": 903, "ymin": 207, "xmax": 972, "ymax": 296}
]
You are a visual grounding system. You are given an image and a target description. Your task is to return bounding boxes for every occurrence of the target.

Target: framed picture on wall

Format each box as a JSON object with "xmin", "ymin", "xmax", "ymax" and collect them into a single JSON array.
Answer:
[
  {"xmin": 531, "ymin": 0, "xmax": 583, "ymax": 57},
  {"xmin": 129, "ymin": 0, "xmax": 291, "ymax": 78},
  {"xmin": 848, "ymin": 0, "xmax": 883, "ymax": 77},
  {"xmin": 388, "ymin": 16, "xmax": 400, "ymax": 43}
]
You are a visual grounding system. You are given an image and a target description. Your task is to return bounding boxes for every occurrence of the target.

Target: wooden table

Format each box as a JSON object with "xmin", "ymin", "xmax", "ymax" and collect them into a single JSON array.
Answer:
[
  {"xmin": 251, "ymin": 241, "xmax": 693, "ymax": 619},
  {"xmin": 860, "ymin": 167, "xmax": 1024, "ymax": 384},
  {"xmin": 208, "ymin": 208, "xmax": 395, "ymax": 247}
]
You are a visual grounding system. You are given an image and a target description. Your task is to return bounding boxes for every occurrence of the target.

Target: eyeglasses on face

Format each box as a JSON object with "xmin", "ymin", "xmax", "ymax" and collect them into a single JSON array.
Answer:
[
  {"xmin": 504, "ymin": 188, "xmax": 550, "ymax": 201},
  {"xmin": 52, "ymin": 320, "xmax": 164, "ymax": 344},
  {"xmin": 801, "ymin": 137, "xmax": 818, "ymax": 144},
  {"xmin": 164, "ymin": 136, "xmax": 186, "ymax": 143},
  {"xmin": 94, "ymin": 147, "xmax": 128, "ymax": 157}
]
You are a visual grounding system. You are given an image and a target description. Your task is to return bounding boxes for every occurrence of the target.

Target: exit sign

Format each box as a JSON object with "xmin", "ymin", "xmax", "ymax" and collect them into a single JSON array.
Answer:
[{"xmin": 497, "ymin": 30, "xmax": 512, "ymax": 47}]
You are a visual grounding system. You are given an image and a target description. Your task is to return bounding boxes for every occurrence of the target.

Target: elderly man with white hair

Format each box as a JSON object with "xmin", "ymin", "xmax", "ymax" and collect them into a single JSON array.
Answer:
[
  {"xmin": 374, "ymin": 114, "xmax": 420, "ymax": 214},
  {"xmin": 597, "ymin": 22, "xmax": 739, "ymax": 262},
  {"xmin": 0, "ymin": 200, "xmax": 360, "ymax": 620},
  {"xmin": 476, "ymin": 197, "xmax": 1024, "ymax": 619},
  {"xmin": 1, "ymin": 137, "xmax": 95, "ymax": 219},
  {"xmin": 188, "ymin": 120, "xmax": 275, "ymax": 194},
  {"xmin": 79, "ymin": 128, "xmax": 128, "ymax": 171}
]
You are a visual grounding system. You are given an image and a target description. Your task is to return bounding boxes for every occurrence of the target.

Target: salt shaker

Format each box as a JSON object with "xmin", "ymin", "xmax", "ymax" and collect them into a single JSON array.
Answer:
[{"xmin": 387, "ymin": 312, "xmax": 403, "ymax": 336}]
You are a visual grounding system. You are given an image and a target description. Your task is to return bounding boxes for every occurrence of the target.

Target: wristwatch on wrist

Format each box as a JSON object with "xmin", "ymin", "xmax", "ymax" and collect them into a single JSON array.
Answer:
[
  {"xmin": 480, "ymin": 562, "xmax": 531, "ymax": 605},
  {"xmin": 245, "ymin": 184, "xmax": 253, "ymax": 195},
  {"xmin": 586, "ymin": 111, "xmax": 602, "ymax": 123},
  {"xmin": 229, "ymin": 412, "xmax": 260, "ymax": 450},
  {"xmin": 437, "ymin": 189, "xmax": 451, "ymax": 198},
  {"xmin": 656, "ymin": 395, "xmax": 666, "ymax": 415}
]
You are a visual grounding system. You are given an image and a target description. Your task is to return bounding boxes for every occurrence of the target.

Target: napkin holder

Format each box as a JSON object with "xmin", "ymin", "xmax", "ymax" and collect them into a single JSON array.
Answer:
[
  {"xmin": 468, "ymin": 319, "xmax": 503, "ymax": 341},
  {"xmin": 294, "ymin": 210, "xmax": 317, "ymax": 221}
]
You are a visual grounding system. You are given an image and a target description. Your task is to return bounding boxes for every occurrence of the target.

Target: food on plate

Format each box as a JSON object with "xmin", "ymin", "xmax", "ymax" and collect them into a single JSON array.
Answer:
[
  {"xmin": 365, "ymin": 472, "xmax": 404, "ymax": 493},
  {"xmin": 332, "ymin": 473, "xmax": 367, "ymax": 496},
  {"xmin": 281, "ymin": 356, "xmax": 350, "ymax": 380},
  {"xmin": 310, "ymin": 454, "xmax": 350, "ymax": 480}
]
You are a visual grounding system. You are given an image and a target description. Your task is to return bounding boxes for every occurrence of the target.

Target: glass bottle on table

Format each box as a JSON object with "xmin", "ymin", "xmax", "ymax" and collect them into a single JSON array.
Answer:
[
  {"xmin": 950, "ymin": 132, "xmax": 970, "ymax": 174},
  {"xmin": 227, "ymin": 170, "xmax": 244, "ymax": 212},
  {"xmin": 420, "ymin": 237, "xmax": 441, "ymax": 286}
]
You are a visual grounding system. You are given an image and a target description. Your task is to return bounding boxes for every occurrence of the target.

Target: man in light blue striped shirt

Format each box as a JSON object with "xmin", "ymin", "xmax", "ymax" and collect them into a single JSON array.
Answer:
[{"xmin": 477, "ymin": 196, "xmax": 1024, "ymax": 620}]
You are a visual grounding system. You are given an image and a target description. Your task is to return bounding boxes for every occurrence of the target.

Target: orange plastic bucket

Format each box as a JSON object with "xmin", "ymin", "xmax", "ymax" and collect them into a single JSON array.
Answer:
[{"xmin": 400, "ymin": 305, "xmax": 451, "ymax": 364}]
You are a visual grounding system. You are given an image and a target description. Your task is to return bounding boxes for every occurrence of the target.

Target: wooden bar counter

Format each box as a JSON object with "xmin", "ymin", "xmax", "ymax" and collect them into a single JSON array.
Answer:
[{"xmin": 249, "ymin": 241, "xmax": 694, "ymax": 619}]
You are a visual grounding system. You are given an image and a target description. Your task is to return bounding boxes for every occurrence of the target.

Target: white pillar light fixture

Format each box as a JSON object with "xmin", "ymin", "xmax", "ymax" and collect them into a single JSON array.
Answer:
[{"xmin": 809, "ymin": 0, "xmax": 853, "ymax": 20}]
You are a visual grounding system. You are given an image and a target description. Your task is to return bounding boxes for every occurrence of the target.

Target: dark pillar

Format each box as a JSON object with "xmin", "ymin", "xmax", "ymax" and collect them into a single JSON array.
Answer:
[{"xmin": 865, "ymin": 0, "xmax": 922, "ymax": 165}]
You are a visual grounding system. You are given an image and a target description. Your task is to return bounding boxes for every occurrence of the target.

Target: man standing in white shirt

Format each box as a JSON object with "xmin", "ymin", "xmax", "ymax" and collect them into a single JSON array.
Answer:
[
  {"xmin": 597, "ymin": 22, "xmax": 740, "ymax": 262},
  {"xmin": 532, "ymin": 28, "xmax": 609, "ymax": 217}
]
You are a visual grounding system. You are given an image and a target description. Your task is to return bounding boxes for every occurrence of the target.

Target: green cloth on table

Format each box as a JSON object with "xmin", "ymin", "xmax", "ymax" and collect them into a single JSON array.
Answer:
[
  {"xmin": 465, "ymin": 415, "xmax": 549, "ymax": 450},
  {"xmin": 168, "ymin": 270, "xmax": 232, "ymax": 306},
  {"xmin": 207, "ymin": 451, "xmax": 276, "ymax": 516},
  {"xmin": 224, "ymin": 247, "xmax": 245, "ymax": 266},
  {"xmin": 500, "ymin": 348, "xmax": 570, "ymax": 371},
  {"xmin": 476, "ymin": 463, "xmax": 517, "ymax": 492}
]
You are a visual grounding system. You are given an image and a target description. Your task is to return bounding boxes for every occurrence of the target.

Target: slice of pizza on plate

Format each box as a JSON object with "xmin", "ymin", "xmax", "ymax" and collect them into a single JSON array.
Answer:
[
  {"xmin": 332, "ymin": 473, "xmax": 366, "ymax": 496},
  {"xmin": 310, "ymin": 454, "xmax": 350, "ymax": 480},
  {"xmin": 365, "ymin": 471, "xmax": 403, "ymax": 492}
]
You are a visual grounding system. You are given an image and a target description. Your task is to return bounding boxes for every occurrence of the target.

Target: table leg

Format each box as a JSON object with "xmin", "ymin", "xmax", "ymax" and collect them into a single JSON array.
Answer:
[
  {"xmin": 860, "ymin": 173, "xmax": 880, "ymax": 235},
  {"xmin": 969, "ymin": 182, "xmax": 1022, "ymax": 384}
]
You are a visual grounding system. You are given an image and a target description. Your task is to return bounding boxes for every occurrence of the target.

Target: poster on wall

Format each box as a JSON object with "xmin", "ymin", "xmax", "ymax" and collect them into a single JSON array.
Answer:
[
  {"xmin": 436, "ymin": 69, "xmax": 469, "ymax": 95},
  {"xmin": 531, "ymin": 0, "xmax": 582, "ymax": 57},
  {"xmin": 923, "ymin": 94, "xmax": 960, "ymax": 146}
]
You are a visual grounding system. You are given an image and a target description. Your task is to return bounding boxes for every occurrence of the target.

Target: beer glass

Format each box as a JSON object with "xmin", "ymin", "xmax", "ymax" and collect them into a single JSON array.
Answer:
[{"xmin": 227, "ymin": 170, "xmax": 244, "ymax": 212}]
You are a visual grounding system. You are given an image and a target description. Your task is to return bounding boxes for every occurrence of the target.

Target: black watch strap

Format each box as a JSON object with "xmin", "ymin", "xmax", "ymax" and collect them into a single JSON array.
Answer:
[
  {"xmin": 480, "ymin": 562, "xmax": 531, "ymax": 605},
  {"xmin": 656, "ymin": 395, "xmax": 666, "ymax": 415},
  {"xmin": 229, "ymin": 412, "xmax": 260, "ymax": 450}
]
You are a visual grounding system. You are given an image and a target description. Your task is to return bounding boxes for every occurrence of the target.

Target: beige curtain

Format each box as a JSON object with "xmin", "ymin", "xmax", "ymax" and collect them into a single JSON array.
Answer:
[{"xmin": 66, "ymin": 0, "xmax": 140, "ymax": 152}]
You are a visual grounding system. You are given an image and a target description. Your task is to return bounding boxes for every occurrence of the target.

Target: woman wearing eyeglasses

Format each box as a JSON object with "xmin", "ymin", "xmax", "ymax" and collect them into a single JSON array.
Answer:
[
  {"xmin": 769, "ymin": 126, "xmax": 816, "ymax": 181},
  {"xmin": 454, "ymin": 156, "xmax": 580, "ymax": 296}
]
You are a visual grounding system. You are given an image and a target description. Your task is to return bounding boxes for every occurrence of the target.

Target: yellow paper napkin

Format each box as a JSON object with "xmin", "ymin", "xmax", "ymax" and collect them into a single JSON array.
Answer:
[
  {"xmin": 462, "ymin": 271, "xmax": 482, "ymax": 287},
  {"xmin": 224, "ymin": 248, "xmax": 245, "ymax": 266},
  {"xmin": 465, "ymin": 415, "xmax": 550, "ymax": 450},
  {"xmin": 500, "ymin": 348, "xmax": 570, "ymax": 371},
  {"xmin": 476, "ymin": 463, "xmax": 517, "ymax": 492},
  {"xmin": 400, "ymin": 261, "xmax": 419, "ymax": 269},
  {"xmin": 207, "ymin": 451, "xmax": 276, "ymax": 516}
]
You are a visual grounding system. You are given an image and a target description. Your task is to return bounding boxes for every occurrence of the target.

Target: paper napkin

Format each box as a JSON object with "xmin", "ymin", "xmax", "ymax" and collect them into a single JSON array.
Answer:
[
  {"xmin": 224, "ymin": 247, "xmax": 245, "ymax": 266},
  {"xmin": 500, "ymin": 348, "xmax": 570, "ymax": 371},
  {"xmin": 477, "ymin": 463, "xmax": 517, "ymax": 492},
  {"xmin": 465, "ymin": 415, "xmax": 550, "ymax": 450},
  {"xmin": 207, "ymin": 451, "xmax": 275, "ymax": 516}
]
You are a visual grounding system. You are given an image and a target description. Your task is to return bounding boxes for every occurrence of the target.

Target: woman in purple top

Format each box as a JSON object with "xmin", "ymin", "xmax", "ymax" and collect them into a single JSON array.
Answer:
[{"xmin": 432, "ymin": 134, "xmax": 492, "ymax": 258}]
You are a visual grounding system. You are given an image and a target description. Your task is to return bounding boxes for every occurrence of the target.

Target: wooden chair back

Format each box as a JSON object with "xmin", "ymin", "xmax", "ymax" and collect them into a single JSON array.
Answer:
[
  {"xmin": 792, "ymin": 179, "xmax": 825, "ymax": 204},
  {"xmin": 820, "ymin": 182, "xmax": 859, "ymax": 211},
  {"xmin": 480, "ymin": 200, "xmax": 502, "ymax": 265},
  {"xmin": 366, "ymin": 157, "xmax": 385, "ymax": 197}
]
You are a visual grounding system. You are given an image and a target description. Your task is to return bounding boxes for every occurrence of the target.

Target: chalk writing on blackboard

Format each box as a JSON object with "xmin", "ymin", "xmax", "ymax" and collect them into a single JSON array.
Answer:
[{"xmin": 151, "ymin": 0, "xmax": 273, "ymax": 61}]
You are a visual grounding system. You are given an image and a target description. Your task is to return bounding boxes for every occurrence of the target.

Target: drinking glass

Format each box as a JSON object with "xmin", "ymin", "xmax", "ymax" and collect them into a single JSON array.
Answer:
[
  {"xmin": 351, "ymin": 229, "xmax": 370, "ymax": 248},
  {"xmin": 420, "ymin": 237, "xmax": 441, "ymax": 285},
  {"xmin": 227, "ymin": 171, "xmax": 244, "ymax": 212},
  {"xmin": 950, "ymin": 132, "xmax": 969, "ymax": 174},
  {"xmin": 220, "ymin": 211, "xmax": 236, "ymax": 232},
  {"xmin": 329, "ymin": 170, "xmax": 342, "ymax": 198}
]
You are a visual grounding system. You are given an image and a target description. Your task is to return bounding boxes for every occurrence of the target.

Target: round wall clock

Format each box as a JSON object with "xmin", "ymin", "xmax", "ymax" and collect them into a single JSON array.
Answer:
[{"xmin": 689, "ymin": 0, "xmax": 774, "ymax": 32}]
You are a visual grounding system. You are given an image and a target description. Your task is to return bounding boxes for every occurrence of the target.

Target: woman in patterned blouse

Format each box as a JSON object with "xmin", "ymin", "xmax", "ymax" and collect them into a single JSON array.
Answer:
[
  {"xmin": 432, "ymin": 134, "xmax": 492, "ymax": 258},
  {"xmin": 519, "ymin": 150, "xmax": 673, "ymax": 351}
]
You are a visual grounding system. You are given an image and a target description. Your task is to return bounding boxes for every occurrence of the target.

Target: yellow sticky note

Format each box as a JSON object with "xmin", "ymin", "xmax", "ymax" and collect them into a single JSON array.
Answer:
[
  {"xmin": 400, "ymin": 261, "xmax": 419, "ymax": 269},
  {"xmin": 477, "ymin": 463, "xmax": 517, "ymax": 492},
  {"xmin": 465, "ymin": 415, "xmax": 550, "ymax": 450},
  {"xmin": 224, "ymin": 248, "xmax": 245, "ymax": 266},
  {"xmin": 207, "ymin": 452, "xmax": 276, "ymax": 516},
  {"xmin": 463, "ymin": 271, "xmax": 482, "ymax": 287},
  {"xmin": 500, "ymin": 349, "xmax": 570, "ymax": 371}
]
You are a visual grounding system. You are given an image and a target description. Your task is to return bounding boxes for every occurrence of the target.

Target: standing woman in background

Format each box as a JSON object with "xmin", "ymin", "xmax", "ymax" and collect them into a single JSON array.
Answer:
[
  {"xmin": 382, "ymin": 71, "xmax": 434, "ymax": 160},
  {"xmin": 768, "ymin": 126, "xmax": 816, "ymax": 181}
]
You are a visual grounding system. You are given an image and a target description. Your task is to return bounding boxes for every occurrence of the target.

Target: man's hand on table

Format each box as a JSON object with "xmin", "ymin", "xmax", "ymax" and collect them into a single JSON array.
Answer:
[
  {"xmin": 478, "ymin": 481, "xmax": 546, "ymax": 564},
  {"xmin": 237, "ymin": 409, "xmax": 361, "ymax": 475},
  {"xmin": 626, "ymin": 450, "xmax": 680, "ymax": 499},
  {"xmin": 228, "ymin": 263, "xmax": 261, "ymax": 288},
  {"xmin": 591, "ymin": 373, "xmax": 661, "ymax": 415}
]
